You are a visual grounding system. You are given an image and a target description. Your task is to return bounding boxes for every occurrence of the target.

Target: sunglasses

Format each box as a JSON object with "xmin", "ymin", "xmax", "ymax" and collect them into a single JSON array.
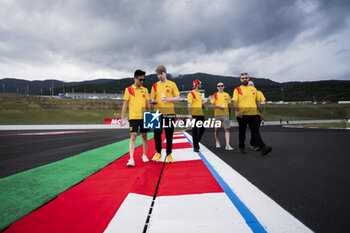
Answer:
[
  {"xmin": 241, "ymin": 73, "xmax": 248, "ymax": 76},
  {"xmin": 217, "ymin": 85, "xmax": 224, "ymax": 87},
  {"xmin": 137, "ymin": 78, "xmax": 145, "ymax": 82}
]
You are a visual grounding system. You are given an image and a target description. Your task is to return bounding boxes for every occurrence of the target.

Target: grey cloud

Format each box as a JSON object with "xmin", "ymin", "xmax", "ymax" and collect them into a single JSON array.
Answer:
[{"xmin": 0, "ymin": 0, "xmax": 350, "ymax": 80}]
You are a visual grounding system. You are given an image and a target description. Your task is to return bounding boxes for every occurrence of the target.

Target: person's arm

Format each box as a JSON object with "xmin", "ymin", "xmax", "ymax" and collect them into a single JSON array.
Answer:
[
  {"xmin": 165, "ymin": 83, "xmax": 181, "ymax": 103},
  {"xmin": 209, "ymin": 95, "xmax": 216, "ymax": 108},
  {"xmin": 164, "ymin": 95, "xmax": 180, "ymax": 102},
  {"xmin": 150, "ymin": 85, "xmax": 157, "ymax": 105},
  {"xmin": 146, "ymin": 99, "xmax": 151, "ymax": 111},
  {"xmin": 228, "ymin": 103, "xmax": 232, "ymax": 120},
  {"xmin": 233, "ymin": 101, "xmax": 243, "ymax": 118},
  {"xmin": 121, "ymin": 100, "xmax": 128, "ymax": 120},
  {"xmin": 188, "ymin": 102, "xmax": 192, "ymax": 116},
  {"xmin": 256, "ymin": 101, "xmax": 264, "ymax": 120}
]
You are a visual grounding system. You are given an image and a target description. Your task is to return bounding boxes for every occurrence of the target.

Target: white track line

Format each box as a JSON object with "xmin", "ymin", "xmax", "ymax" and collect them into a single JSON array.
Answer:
[
  {"xmin": 104, "ymin": 193, "xmax": 152, "ymax": 233},
  {"xmin": 148, "ymin": 193, "xmax": 253, "ymax": 233},
  {"xmin": 183, "ymin": 131, "xmax": 312, "ymax": 233}
]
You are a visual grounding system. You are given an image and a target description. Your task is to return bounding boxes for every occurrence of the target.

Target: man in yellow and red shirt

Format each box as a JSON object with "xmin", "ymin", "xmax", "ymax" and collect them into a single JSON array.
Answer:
[
  {"xmin": 232, "ymin": 73, "xmax": 272, "ymax": 156},
  {"xmin": 121, "ymin": 69, "xmax": 151, "ymax": 167},
  {"xmin": 188, "ymin": 79, "xmax": 209, "ymax": 152},
  {"xmin": 210, "ymin": 82, "xmax": 233, "ymax": 150},
  {"xmin": 150, "ymin": 65, "xmax": 180, "ymax": 163},
  {"xmin": 248, "ymin": 81, "xmax": 266, "ymax": 150}
]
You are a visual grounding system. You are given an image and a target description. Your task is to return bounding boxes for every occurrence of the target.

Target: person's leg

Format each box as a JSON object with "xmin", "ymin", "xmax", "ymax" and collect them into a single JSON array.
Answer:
[
  {"xmin": 223, "ymin": 115, "xmax": 232, "ymax": 148},
  {"xmin": 165, "ymin": 116, "xmax": 174, "ymax": 155},
  {"xmin": 141, "ymin": 133, "xmax": 148, "ymax": 155},
  {"xmin": 153, "ymin": 115, "xmax": 163, "ymax": 154},
  {"xmin": 225, "ymin": 129, "xmax": 230, "ymax": 147},
  {"xmin": 192, "ymin": 117, "xmax": 199, "ymax": 149},
  {"xmin": 237, "ymin": 116, "xmax": 247, "ymax": 149},
  {"xmin": 154, "ymin": 128, "xmax": 162, "ymax": 153},
  {"xmin": 248, "ymin": 115, "xmax": 265, "ymax": 148},
  {"xmin": 192, "ymin": 118, "xmax": 198, "ymax": 148},
  {"xmin": 250, "ymin": 115, "xmax": 260, "ymax": 147},
  {"xmin": 196, "ymin": 116, "xmax": 205, "ymax": 145},
  {"xmin": 214, "ymin": 127, "xmax": 219, "ymax": 142},
  {"xmin": 249, "ymin": 115, "xmax": 272, "ymax": 155},
  {"xmin": 127, "ymin": 131, "xmax": 138, "ymax": 166},
  {"xmin": 129, "ymin": 133, "xmax": 137, "ymax": 160}
]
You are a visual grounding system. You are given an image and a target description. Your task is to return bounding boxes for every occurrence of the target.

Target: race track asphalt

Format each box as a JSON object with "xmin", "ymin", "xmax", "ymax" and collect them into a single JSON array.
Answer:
[
  {"xmin": 0, "ymin": 126, "xmax": 349, "ymax": 233},
  {"xmin": 0, "ymin": 129, "xmax": 130, "ymax": 178},
  {"xmin": 189, "ymin": 126, "xmax": 350, "ymax": 233}
]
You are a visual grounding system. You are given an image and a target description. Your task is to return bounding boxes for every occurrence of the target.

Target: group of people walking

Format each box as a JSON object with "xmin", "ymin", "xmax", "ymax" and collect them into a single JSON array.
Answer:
[{"xmin": 121, "ymin": 65, "xmax": 272, "ymax": 167}]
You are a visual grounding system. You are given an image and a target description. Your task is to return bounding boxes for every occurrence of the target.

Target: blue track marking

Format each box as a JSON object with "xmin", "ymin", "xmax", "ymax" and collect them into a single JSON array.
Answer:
[{"xmin": 182, "ymin": 132, "xmax": 267, "ymax": 233}]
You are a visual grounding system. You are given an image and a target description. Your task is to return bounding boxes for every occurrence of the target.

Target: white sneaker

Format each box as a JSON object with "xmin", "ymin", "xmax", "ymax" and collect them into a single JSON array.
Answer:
[
  {"xmin": 216, "ymin": 141, "xmax": 221, "ymax": 148},
  {"xmin": 127, "ymin": 158, "xmax": 135, "ymax": 167},
  {"xmin": 142, "ymin": 155, "xmax": 149, "ymax": 162},
  {"xmin": 225, "ymin": 145, "xmax": 234, "ymax": 151}
]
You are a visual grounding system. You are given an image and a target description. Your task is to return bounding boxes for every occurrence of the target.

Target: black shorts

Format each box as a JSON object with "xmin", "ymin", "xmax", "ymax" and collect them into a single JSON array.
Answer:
[{"xmin": 129, "ymin": 119, "xmax": 149, "ymax": 133}]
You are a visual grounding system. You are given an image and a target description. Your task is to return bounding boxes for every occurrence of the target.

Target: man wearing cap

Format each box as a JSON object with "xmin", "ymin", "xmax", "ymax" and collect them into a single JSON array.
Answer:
[
  {"xmin": 121, "ymin": 69, "xmax": 151, "ymax": 167},
  {"xmin": 187, "ymin": 79, "xmax": 210, "ymax": 152},
  {"xmin": 150, "ymin": 65, "xmax": 180, "ymax": 163},
  {"xmin": 232, "ymin": 73, "xmax": 272, "ymax": 156},
  {"xmin": 210, "ymin": 82, "xmax": 234, "ymax": 150},
  {"xmin": 248, "ymin": 81, "xmax": 266, "ymax": 150}
]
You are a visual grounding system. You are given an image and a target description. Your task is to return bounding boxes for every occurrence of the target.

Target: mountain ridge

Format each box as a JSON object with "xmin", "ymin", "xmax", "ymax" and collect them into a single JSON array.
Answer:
[{"xmin": 1, "ymin": 73, "xmax": 349, "ymax": 101}]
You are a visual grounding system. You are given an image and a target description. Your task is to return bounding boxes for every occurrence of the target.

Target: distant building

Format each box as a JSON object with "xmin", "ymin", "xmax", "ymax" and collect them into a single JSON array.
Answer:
[
  {"xmin": 338, "ymin": 101, "xmax": 350, "ymax": 104},
  {"xmin": 64, "ymin": 92, "xmax": 123, "ymax": 100}
]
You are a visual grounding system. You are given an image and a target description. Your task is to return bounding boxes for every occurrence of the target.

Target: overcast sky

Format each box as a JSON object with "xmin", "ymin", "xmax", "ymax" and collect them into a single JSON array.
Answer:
[{"xmin": 1, "ymin": 0, "xmax": 350, "ymax": 82}]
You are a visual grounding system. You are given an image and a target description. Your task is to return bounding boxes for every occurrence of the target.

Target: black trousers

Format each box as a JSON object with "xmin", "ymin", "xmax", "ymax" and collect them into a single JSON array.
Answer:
[
  {"xmin": 237, "ymin": 115, "xmax": 265, "ymax": 149},
  {"xmin": 154, "ymin": 115, "xmax": 174, "ymax": 155},
  {"xmin": 250, "ymin": 115, "xmax": 262, "ymax": 146},
  {"xmin": 192, "ymin": 115, "xmax": 205, "ymax": 149}
]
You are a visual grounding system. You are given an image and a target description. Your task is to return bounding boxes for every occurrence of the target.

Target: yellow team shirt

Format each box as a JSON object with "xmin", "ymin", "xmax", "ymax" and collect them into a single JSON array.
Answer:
[
  {"xmin": 232, "ymin": 85, "xmax": 259, "ymax": 115},
  {"xmin": 150, "ymin": 80, "xmax": 180, "ymax": 115},
  {"xmin": 123, "ymin": 85, "xmax": 150, "ymax": 120},
  {"xmin": 187, "ymin": 91, "xmax": 204, "ymax": 116},
  {"xmin": 257, "ymin": 90, "xmax": 266, "ymax": 102},
  {"xmin": 210, "ymin": 92, "xmax": 231, "ymax": 116}
]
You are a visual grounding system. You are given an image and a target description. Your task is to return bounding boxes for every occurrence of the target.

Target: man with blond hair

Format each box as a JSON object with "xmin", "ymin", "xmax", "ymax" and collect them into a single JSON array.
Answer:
[{"xmin": 150, "ymin": 65, "xmax": 180, "ymax": 163}]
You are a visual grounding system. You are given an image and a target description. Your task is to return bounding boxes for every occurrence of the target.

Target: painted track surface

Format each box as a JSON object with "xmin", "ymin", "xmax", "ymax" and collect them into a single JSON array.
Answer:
[
  {"xmin": 193, "ymin": 126, "xmax": 350, "ymax": 233},
  {"xmin": 0, "ymin": 129, "xmax": 130, "ymax": 178},
  {"xmin": 0, "ymin": 126, "xmax": 349, "ymax": 232}
]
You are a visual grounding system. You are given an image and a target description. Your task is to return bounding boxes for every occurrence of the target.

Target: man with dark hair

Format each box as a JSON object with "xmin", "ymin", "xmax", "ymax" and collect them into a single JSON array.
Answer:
[
  {"xmin": 150, "ymin": 65, "xmax": 180, "ymax": 163},
  {"xmin": 121, "ymin": 69, "xmax": 151, "ymax": 167},
  {"xmin": 187, "ymin": 79, "xmax": 209, "ymax": 152},
  {"xmin": 232, "ymin": 73, "xmax": 272, "ymax": 156}
]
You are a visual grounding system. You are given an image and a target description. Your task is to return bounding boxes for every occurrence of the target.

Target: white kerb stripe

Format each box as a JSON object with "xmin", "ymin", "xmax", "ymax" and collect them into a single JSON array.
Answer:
[
  {"xmin": 183, "ymin": 132, "xmax": 312, "ymax": 233},
  {"xmin": 169, "ymin": 148, "xmax": 200, "ymax": 162},
  {"xmin": 104, "ymin": 193, "xmax": 152, "ymax": 233},
  {"xmin": 147, "ymin": 193, "xmax": 253, "ymax": 233},
  {"xmin": 163, "ymin": 138, "xmax": 188, "ymax": 143}
]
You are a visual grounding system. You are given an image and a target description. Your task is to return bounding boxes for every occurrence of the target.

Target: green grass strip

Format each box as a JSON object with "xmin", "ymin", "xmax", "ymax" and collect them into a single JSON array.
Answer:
[{"xmin": 0, "ymin": 134, "xmax": 153, "ymax": 231}]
